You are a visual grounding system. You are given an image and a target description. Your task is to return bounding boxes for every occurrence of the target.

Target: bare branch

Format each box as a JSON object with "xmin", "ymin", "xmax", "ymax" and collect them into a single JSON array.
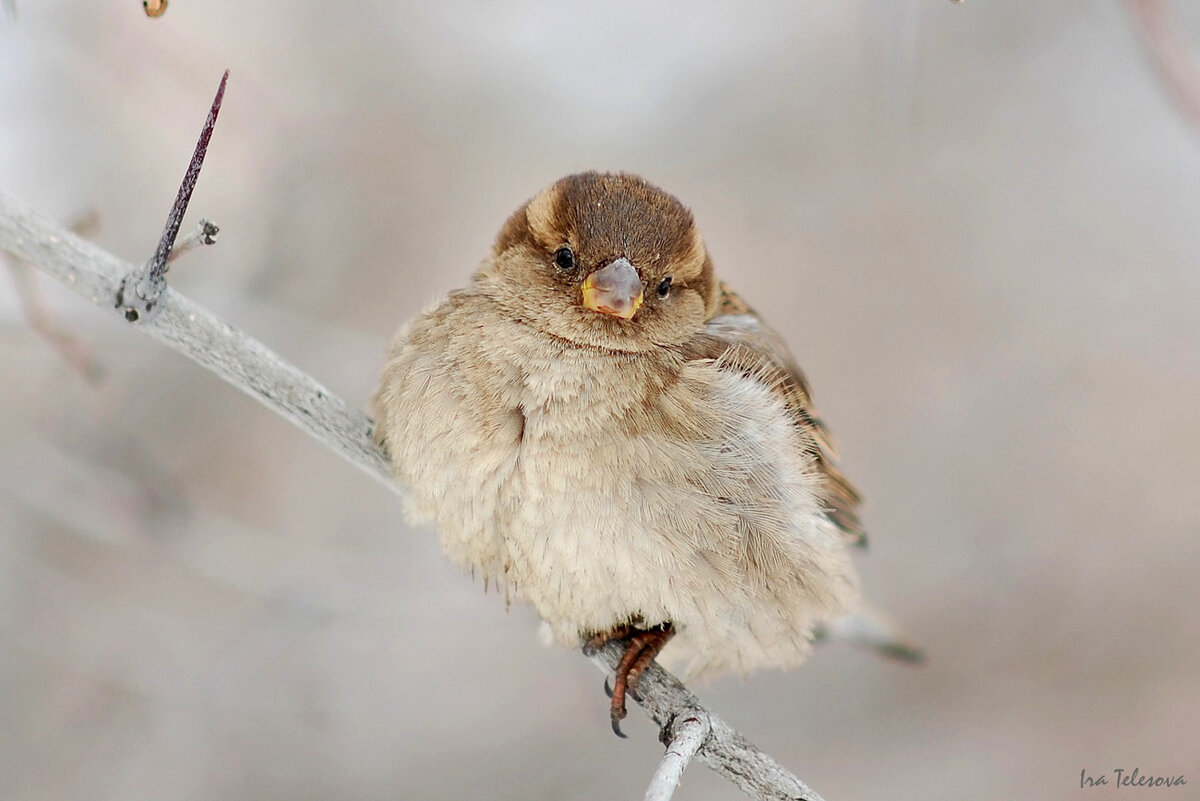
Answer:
[
  {"xmin": 645, "ymin": 714, "xmax": 709, "ymax": 801},
  {"xmin": 0, "ymin": 191, "xmax": 390, "ymax": 486},
  {"xmin": 0, "ymin": 189, "xmax": 830, "ymax": 801}
]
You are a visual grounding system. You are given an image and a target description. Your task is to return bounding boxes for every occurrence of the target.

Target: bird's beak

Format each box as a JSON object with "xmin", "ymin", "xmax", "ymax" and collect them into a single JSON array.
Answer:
[{"xmin": 582, "ymin": 257, "xmax": 643, "ymax": 319}]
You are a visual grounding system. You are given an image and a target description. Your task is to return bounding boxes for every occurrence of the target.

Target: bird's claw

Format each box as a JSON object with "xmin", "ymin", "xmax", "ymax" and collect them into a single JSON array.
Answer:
[
  {"xmin": 608, "ymin": 675, "xmax": 629, "ymax": 737},
  {"xmin": 610, "ymin": 707, "xmax": 628, "ymax": 738}
]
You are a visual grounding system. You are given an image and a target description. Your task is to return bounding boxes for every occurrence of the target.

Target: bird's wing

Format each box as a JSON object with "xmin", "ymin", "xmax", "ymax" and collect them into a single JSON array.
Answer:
[{"xmin": 679, "ymin": 282, "xmax": 867, "ymax": 546}]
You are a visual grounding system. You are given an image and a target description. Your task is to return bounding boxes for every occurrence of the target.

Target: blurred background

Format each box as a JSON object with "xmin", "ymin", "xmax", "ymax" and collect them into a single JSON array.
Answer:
[{"xmin": 2, "ymin": 2, "xmax": 1198, "ymax": 799}]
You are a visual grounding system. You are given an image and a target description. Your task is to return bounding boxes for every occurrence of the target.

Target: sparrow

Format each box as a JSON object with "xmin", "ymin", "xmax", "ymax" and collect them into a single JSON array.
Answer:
[{"xmin": 373, "ymin": 172, "xmax": 870, "ymax": 735}]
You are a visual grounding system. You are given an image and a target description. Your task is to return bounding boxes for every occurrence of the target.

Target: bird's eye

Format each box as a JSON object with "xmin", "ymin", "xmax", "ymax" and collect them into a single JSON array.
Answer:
[
  {"xmin": 656, "ymin": 276, "xmax": 673, "ymax": 299},
  {"xmin": 554, "ymin": 247, "xmax": 576, "ymax": 271}
]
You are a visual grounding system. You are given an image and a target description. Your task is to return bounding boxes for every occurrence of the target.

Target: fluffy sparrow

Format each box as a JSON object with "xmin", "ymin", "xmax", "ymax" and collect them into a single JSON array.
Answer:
[{"xmin": 373, "ymin": 172, "xmax": 872, "ymax": 734}]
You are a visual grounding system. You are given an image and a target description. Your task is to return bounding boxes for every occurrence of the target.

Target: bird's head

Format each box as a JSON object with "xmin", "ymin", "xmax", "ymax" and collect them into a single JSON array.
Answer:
[{"xmin": 478, "ymin": 172, "xmax": 720, "ymax": 352}]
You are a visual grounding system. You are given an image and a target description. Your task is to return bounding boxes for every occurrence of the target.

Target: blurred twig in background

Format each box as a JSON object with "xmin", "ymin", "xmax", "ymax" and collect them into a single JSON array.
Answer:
[
  {"xmin": 2, "ymin": 210, "xmax": 104, "ymax": 382},
  {"xmin": 1126, "ymin": 0, "xmax": 1200, "ymax": 137}
]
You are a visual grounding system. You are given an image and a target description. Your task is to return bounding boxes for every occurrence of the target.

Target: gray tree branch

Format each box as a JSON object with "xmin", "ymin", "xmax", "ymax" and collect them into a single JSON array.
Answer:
[
  {"xmin": 644, "ymin": 713, "xmax": 709, "ymax": 801},
  {"xmin": 0, "ymin": 188, "xmax": 827, "ymax": 801}
]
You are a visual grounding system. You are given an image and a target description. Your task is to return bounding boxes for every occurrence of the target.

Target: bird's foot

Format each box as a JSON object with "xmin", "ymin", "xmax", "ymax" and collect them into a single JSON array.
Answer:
[
  {"xmin": 583, "ymin": 625, "xmax": 637, "ymax": 657},
  {"xmin": 591, "ymin": 623, "xmax": 675, "ymax": 738}
]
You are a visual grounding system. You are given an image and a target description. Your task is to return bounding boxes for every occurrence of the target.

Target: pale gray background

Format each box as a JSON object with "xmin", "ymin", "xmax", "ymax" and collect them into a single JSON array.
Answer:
[{"xmin": 2, "ymin": 2, "xmax": 1198, "ymax": 800}]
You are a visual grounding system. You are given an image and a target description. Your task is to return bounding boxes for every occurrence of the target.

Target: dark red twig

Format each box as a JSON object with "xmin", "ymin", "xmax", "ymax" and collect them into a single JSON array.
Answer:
[
  {"xmin": 146, "ymin": 70, "xmax": 227, "ymax": 288},
  {"xmin": 118, "ymin": 70, "xmax": 228, "ymax": 323}
]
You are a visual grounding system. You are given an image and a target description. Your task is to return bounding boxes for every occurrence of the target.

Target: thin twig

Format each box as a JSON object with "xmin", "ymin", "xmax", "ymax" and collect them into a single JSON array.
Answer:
[
  {"xmin": 167, "ymin": 219, "xmax": 220, "ymax": 264},
  {"xmin": 0, "ymin": 188, "xmax": 829, "ymax": 801},
  {"xmin": 645, "ymin": 715, "xmax": 710, "ymax": 801},
  {"xmin": 1126, "ymin": 0, "xmax": 1200, "ymax": 137},
  {"xmin": 118, "ymin": 70, "xmax": 228, "ymax": 323}
]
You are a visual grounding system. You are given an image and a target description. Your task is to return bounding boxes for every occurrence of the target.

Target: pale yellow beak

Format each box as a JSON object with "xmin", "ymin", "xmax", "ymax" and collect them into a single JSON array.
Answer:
[{"xmin": 581, "ymin": 257, "xmax": 643, "ymax": 319}]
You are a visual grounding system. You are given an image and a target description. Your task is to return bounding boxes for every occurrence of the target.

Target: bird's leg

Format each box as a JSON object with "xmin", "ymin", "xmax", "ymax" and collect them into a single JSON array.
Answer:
[
  {"xmin": 596, "ymin": 623, "xmax": 675, "ymax": 737},
  {"xmin": 624, "ymin": 624, "xmax": 674, "ymax": 698}
]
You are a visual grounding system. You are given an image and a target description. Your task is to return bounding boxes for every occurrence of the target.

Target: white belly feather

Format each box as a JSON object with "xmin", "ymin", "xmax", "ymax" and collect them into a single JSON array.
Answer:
[{"xmin": 376, "ymin": 308, "xmax": 859, "ymax": 679}]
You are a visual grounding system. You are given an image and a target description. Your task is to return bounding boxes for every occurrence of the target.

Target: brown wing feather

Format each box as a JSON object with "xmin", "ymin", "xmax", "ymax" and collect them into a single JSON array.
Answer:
[{"xmin": 680, "ymin": 282, "xmax": 867, "ymax": 546}]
